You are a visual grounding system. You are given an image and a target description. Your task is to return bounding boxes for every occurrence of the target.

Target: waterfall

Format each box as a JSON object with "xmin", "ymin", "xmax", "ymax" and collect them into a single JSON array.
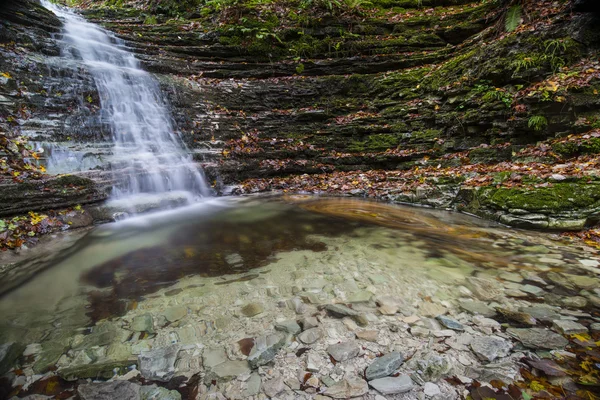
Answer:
[{"xmin": 42, "ymin": 1, "xmax": 210, "ymax": 206}]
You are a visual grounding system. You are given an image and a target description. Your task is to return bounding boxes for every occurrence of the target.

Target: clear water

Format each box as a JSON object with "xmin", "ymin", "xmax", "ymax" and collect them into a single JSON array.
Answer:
[{"xmin": 41, "ymin": 2, "xmax": 209, "ymax": 204}]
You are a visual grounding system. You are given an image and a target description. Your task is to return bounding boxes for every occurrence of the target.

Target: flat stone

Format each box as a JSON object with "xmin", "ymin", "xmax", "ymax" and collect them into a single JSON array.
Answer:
[
  {"xmin": 552, "ymin": 320, "xmax": 588, "ymax": 335},
  {"xmin": 275, "ymin": 320, "xmax": 301, "ymax": 335},
  {"xmin": 496, "ymin": 308, "xmax": 537, "ymax": 326},
  {"xmin": 433, "ymin": 329, "xmax": 455, "ymax": 338},
  {"xmin": 590, "ymin": 323, "xmax": 600, "ymax": 331},
  {"xmin": 348, "ymin": 290, "xmax": 373, "ymax": 303},
  {"xmin": 164, "ymin": 306, "xmax": 187, "ymax": 322},
  {"xmin": 423, "ymin": 382, "xmax": 441, "ymax": 397},
  {"xmin": 298, "ymin": 328, "xmax": 322, "ymax": 344},
  {"xmin": 365, "ymin": 352, "xmax": 404, "ymax": 381},
  {"xmin": 410, "ymin": 326, "xmax": 430, "ymax": 337},
  {"xmin": 241, "ymin": 303, "xmax": 264, "ymax": 317},
  {"xmin": 369, "ymin": 375, "xmax": 413, "ymax": 395},
  {"xmin": 466, "ymin": 277, "xmax": 502, "ymax": 301},
  {"xmin": 0, "ymin": 342, "xmax": 24, "ymax": 375},
  {"xmin": 561, "ymin": 296, "xmax": 588, "ymax": 308},
  {"xmin": 520, "ymin": 305, "xmax": 561, "ymax": 322},
  {"xmin": 299, "ymin": 316, "xmax": 319, "ymax": 330},
  {"xmin": 378, "ymin": 304, "xmax": 398, "ymax": 315},
  {"xmin": 507, "ymin": 328, "xmax": 569, "ymax": 349},
  {"xmin": 356, "ymin": 330, "xmax": 378, "ymax": 342},
  {"xmin": 131, "ymin": 314, "xmax": 154, "ymax": 334},
  {"xmin": 458, "ymin": 300, "xmax": 496, "ymax": 317},
  {"xmin": 325, "ymin": 304, "xmax": 358, "ymax": 317},
  {"xmin": 262, "ymin": 378, "xmax": 286, "ymax": 398},
  {"xmin": 58, "ymin": 360, "xmax": 131, "ymax": 381},
  {"xmin": 208, "ymin": 360, "xmax": 251, "ymax": 383},
  {"xmin": 203, "ymin": 347, "xmax": 227, "ymax": 369},
  {"xmin": 520, "ymin": 284, "xmax": 545, "ymax": 296},
  {"xmin": 419, "ymin": 302, "xmax": 447, "ymax": 317},
  {"xmin": 408, "ymin": 351, "xmax": 453, "ymax": 381},
  {"xmin": 436, "ymin": 315, "xmax": 464, "ymax": 331},
  {"xmin": 139, "ymin": 344, "xmax": 180, "ymax": 382},
  {"xmin": 324, "ymin": 376, "xmax": 368, "ymax": 398},
  {"xmin": 248, "ymin": 332, "xmax": 286, "ymax": 368},
  {"xmin": 140, "ymin": 385, "xmax": 181, "ymax": 400},
  {"xmin": 327, "ymin": 341, "xmax": 360, "ymax": 362},
  {"xmin": 78, "ymin": 381, "xmax": 140, "ymax": 400},
  {"xmin": 243, "ymin": 373, "xmax": 261, "ymax": 397},
  {"xmin": 470, "ymin": 336, "xmax": 512, "ymax": 362}
]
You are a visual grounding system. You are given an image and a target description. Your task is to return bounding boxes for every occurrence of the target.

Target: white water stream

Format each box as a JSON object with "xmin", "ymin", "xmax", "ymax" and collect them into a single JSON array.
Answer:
[{"xmin": 42, "ymin": 1, "xmax": 209, "ymax": 205}]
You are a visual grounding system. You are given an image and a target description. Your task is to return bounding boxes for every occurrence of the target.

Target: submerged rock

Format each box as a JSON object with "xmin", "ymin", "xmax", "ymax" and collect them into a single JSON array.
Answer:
[
  {"xmin": 140, "ymin": 385, "xmax": 182, "ymax": 400},
  {"xmin": 241, "ymin": 303, "xmax": 264, "ymax": 317},
  {"xmin": 78, "ymin": 381, "xmax": 140, "ymax": 400},
  {"xmin": 275, "ymin": 320, "xmax": 301, "ymax": 335},
  {"xmin": 0, "ymin": 342, "xmax": 24, "ymax": 375},
  {"xmin": 247, "ymin": 332, "xmax": 286, "ymax": 368},
  {"xmin": 139, "ymin": 345, "xmax": 180, "ymax": 382},
  {"xmin": 365, "ymin": 351, "xmax": 404, "ymax": 381},
  {"xmin": 206, "ymin": 360, "xmax": 251, "ymax": 383}
]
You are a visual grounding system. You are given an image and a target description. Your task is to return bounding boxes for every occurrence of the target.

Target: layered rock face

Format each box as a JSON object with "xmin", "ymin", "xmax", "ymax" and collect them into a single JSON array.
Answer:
[{"xmin": 1, "ymin": 0, "xmax": 600, "ymax": 230}]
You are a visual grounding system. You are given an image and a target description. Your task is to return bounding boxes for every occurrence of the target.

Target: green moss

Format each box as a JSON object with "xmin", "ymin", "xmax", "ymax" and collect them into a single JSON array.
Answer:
[
  {"xmin": 552, "ymin": 138, "xmax": 600, "ymax": 157},
  {"xmin": 479, "ymin": 182, "xmax": 600, "ymax": 213},
  {"xmin": 348, "ymin": 133, "xmax": 400, "ymax": 152}
]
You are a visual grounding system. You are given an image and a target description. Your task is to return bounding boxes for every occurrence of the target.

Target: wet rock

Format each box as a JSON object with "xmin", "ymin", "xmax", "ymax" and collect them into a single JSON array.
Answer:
[
  {"xmin": 140, "ymin": 385, "xmax": 182, "ymax": 400},
  {"xmin": 298, "ymin": 328, "xmax": 323, "ymax": 344},
  {"xmin": 327, "ymin": 341, "xmax": 360, "ymax": 362},
  {"xmin": 275, "ymin": 320, "xmax": 301, "ymax": 335},
  {"xmin": 206, "ymin": 361, "xmax": 251, "ymax": 383},
  {"xmin": 0, "ymin": 342, "xmax": 24, "ymax": 375},
  {"xmin": 131, "ymin": 314, "xmax": 154, "ymax": 334},
  {"xmin": 348, "ymin": 290, "xmax": 373, "ymax": 303},
  {"xmin": 369, "ymin": 375, "xmax": 413, "ymax": 395},
  {"xmin": 436, "ymin": 315, "xmax": 464, "ymax": 331},
  {"xmin": 241, "ymin": 303, "xmax": 264, "ymax": 317},
  {"xmin": 366, "ymin": 352, "xmax": 404, "ymax": 381},
  {"xmin": 552, "ymin": 320, "xmax": 588, "ymax": 335},
  {"xmin": 419, "ymin": 302, "xmax": 447, "ymax": 317},
  {"xmin": 78, "ymin": 381, "xmax": 140, "ymax": 400},
  {"xmin": 33, "ymin": 343, "xmax": 67, "ymax": 374},
  {"xmin": 164, "ymin": 306, "xmax": 187, "ymax": 322},
  {"xmin": 561, "ymin": 296, "xmax": 588, "ymax": 308},
  {"xmin": 520, "ymin": 305, "xmax": 561, "ymax": 322},
  {"xmin": 520, "ymin": 284, "xmax": 544, "ymax": 296},
  {"xmin": 423, "ymin": 382, "xmax": 442, "ymax": 397},
  {"xmin": 458, "ymin": 300, "xmax": 496, "ymax": 317},
  {"xmin": 203, "ymin": 347, "xmax": 227, "ymax": 369},
  {"xmin": 466, "ymin": 277, "xmax": 502, "ymax": 301},
  {"xmin": 59, "ymin": 360, "xmax": 131, "ymax": 381},
  {"xmin": 248, "ymin": 332, "xmax": 286, "ymax": 368},
  {"xmin": 565, "ymin": 274, "xmax": 599, "ymax": 290},
  {"xmin": 139, "ymin": 344, "xmax": 180, "ymax": 382},
  {"xmin": 470, "ymin": 336, "xmax": 512, "ymax": 362},
  {"xmin": 324, "ymin": 376, "xmax": 368, "ymax": 398},
  {"xmin": 507, "ymin": 328, "xmax": 569, "ymax": 349},
  {"xmin": 496, "ymin": 308, "xmax": 537, "ymax": 326},
  {"xmin": 356, "ymin": 330, "xmax": 378, "ymax": 342}
]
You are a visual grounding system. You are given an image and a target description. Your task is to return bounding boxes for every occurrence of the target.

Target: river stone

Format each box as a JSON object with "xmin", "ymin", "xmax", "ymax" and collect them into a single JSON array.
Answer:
[
  {"xmin": 470, "ymin": 336, "xmax": 512, "ymax": 362},
  {"xmin": 507, "ymin": 328, "xmax": 569, "ymax": 349},
  {"xmin": 552, "ymin": 320, "xmax": 588, "ymax": 335},
  {"xmin": 59, "ymin": 359, "xmax": 131, "ymax": 381},
  {"xmin": 140, "ymin": 385, "xmax": 181, "ymax": 400},
  {"xmin": 590, "ymin": 323, "xmax": 600, "ymax": 331},
  {"xmin": 203, "ymin": 347, "xmax": 227, "ymax": 368},
  {"xmin": 496, "ymin": 308, "xmax": 537, "ymax": 326},
  {"xmin": 348, "ymin": 290, "xmax": 373, "ymax": 303},
  {"xmin": 458, "ymin": 300, "xmax": 496, "ymax": 317},
  {"xmin": 409, "ymin": 351, "xmax": 453, "ymax": 381},
  {"xmin": 520, "ymin": 305, "xmax": 561, "ymax": 322},
  {"xmin": 561, "ymin": 296, "xmax": 588, "ymax": 308},
  {"xmin": 520, "ymin": 284, "xmax": 544, "ymax": 296},
  {"xmin": 423, "ymin": 382, "xmax": 442, "ymax": 397},
  {"xmin": 164, "ymin": 306, "xmax": 187, "ymax": 322},
  {"xmin": 369, "ymin": 375, "xmax": 414, "ymax": 395},
  {"xmin": 327, "ymin": 341, "xmax": 360, "ymax": 362},
  {"xmin": 466, "ymin": 277, "xmax": 502, "ymax": 301},
  {"xmin": 436, "ymin": 315, "xmax": 464, "ymax": 331},
  {"xmin": 365, "ymin": 352, "xmax": 404, "ymax": 381},
  {"xmin": 243, "ymin": 373, "xmax": 262, "ymax": 397},
  {"xmin": 275, "ymin": 320, "xmax": 301, "ymax": 335},
  {"xmin": 356, "ymin": 330, "xmax": 378, "ymax": 342},
  {"xmin": 299, "ymin": 316, "xmax": 319, "ymax": 330},
  {"xmin": 206, "ymin": 360, "xmax": 251, "ymax": 383},
  {"xmin": 298, "ymin": 328, "xmax": 323, "ymax": 344},
  {"xmin": 248, "ymin": 332, "xmax": 286, "ymax": 368},
  {"xmin": 0, "ymin": 342, "xmax": 24, "ymax": 375},
  {"xmin": 324, "ymin": 376, "xmax": 368, "ymax": 398},
  {"xmin": 131, "ymin": 314, "xmax": 154, "ymax": 334},
  {"xmin": 241, "ymin": 303, "xmax": 264, "ymax": 317},
  {"xmin": 419, "ymin": 302, "xmax": 447, "ymax": 317},
  {"xmin": 565, "ymin": 274, "xmax": 599, "ymax": 290},
  {"xmin": 325, "ymin": 304, "xmax": 358, "ymax": 317},
  {"xmin": 139, "ymin": 344, "xmax": 180, "ymax": 382},
  {"xmin": 33, "ymin": 343, "xmax": 67, "ymax": 374},
  {"xmin": 78, "ymin": 381, "xmax": 141, "ymax": 400}
]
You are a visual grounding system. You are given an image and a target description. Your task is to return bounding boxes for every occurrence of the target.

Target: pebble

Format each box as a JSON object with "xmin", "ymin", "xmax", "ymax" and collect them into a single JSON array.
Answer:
[
  {"xmin": 327, "ymin": 341, "xmax": 360, "ymax": 362},
  {"xmin": 369, "ymin": 375, "xmax": 414, "ymax": 395},
  {"xmin": 365, "ymin": 352, "xmax": 404, "ymax": 381},
  {"xmin": 552, "ymin": 320, "xmax": 588, "ymax": 335}
]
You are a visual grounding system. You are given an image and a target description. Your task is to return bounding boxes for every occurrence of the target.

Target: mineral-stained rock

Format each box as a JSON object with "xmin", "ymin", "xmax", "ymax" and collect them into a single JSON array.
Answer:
[
  {"xmin": 470, "ymin": 336, "xmax": 512, "ymax": 362},
  {"xmin": 365, "ymin": 352, "xmax": 404, "ymax": 381},
  {"xmin": 139, "ymin": 344, "xmax": 180, "ymax": 382},
  {"xmin": 78, "ymin": 381, "xmax": 141, "ymax": 400},
  {"xmin": 248, "ymin": 332, "xmax": 286, "ymax": 368},
  {"xmin": 506, "ymin": 328, "xmax": 569, "ymax": 349},
  {"xmin": 496, "ymin": 308, "xmax": 537, "ymax": 326},
  {"xmin": 369, "ymin": 375, "xmax": 414, "ymax": 395}
]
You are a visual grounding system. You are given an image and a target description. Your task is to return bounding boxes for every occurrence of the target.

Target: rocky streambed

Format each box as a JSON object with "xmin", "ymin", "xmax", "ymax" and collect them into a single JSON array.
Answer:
[{"xmin": 0, "ymin": 197, "xmax": 599, "ymax": 399}]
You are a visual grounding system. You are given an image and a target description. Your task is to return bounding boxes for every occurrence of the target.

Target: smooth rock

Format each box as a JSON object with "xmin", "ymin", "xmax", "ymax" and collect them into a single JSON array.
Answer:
[
  {"xmin": 436, "ymin": 315, "xmax": 464, "ymax": 331},
  {"xmin": 299, "ymin": 316, "xmax": 319, "ymax": 330},
  {"xmin": 243, "ymin": 373, "xmax": 261, "ymax": 397},
  {"xmin": 507, "ymin": 328, "xmax": 569, "ymax": 349},
  {"xmin": 520, "ymin": 305, "xmax": 561, "ymax": 322},
  {"xmin": 365, "ymin": 352, "xmax": 404, "ymax": 381},
  {"xmin": 411, "ymin": 326, "xmax": 430, "ymax": 337},
  {"xmin": 78, "ymin": 381, "xmax": 140, "ymax": 400},
  {"xmin": 348, "ymin": 290, "xmax": 373, "ymax": 303},
  {"xmin": 131, "ymin": 314, "xmax": 154, "ymax": 334},
  {"xmin": 241, "ymin": 303, "xmax": 264, "ymax": 317},
  {"xmin": 423, "ymin": 382, "xmax": 441, "ymax": 397},
  {"xmin": 164, "ymin": 306, "xmax": 187, "ymax": 322},
  {"xmin": 139, "ymin": 345, "xmax": 180, "ymax": 382},
  {"xmin": 298, "ymin": 328, "xmax": 323, "ymax": 344},
  {"xmin": 325, "ymin": 304, "xmax": 358, "ymax": 317},
  {"xmin": 324, "ymin": 376, "xmax": 368, "ymax": 398},
  {"xmin": 327, "ymin": 341, "xmax": 360, "ymax": 362},
  {"xmin": 369, "ymin": 375, "xmax": 413, "ymax": 395},
  {"xmin": 552, "ymin": 320, "xmax": 588, "ymax": 335},
  {"xmin": 520, "ymin": 284, "xmax": 544, "ymax": 296},
  {"xmin": 470, "ymin": 336, "xmax": 512, "ymax": 362},
  {"xmin": 561, "ymin": 296, "xmax": 588, "ymax": 308},
  {"xmin": 356, "ymin": 330, "xmax": 378, "ymax": 342}
]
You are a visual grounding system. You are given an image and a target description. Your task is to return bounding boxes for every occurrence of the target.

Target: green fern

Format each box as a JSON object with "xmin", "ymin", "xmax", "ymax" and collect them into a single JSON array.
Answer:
[
  {"xmin": 505, "ymin": 5, "xmax": 522, "ymax": 33},
  {"xmin": 528, "ymin": 115, "xmax": 548, "ymax": 131}
]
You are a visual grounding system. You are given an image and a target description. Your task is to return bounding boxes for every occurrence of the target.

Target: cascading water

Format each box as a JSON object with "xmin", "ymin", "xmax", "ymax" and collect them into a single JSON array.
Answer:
[{"xmin": 42, "ymin": 1, "xmax": 210, "ymax": 207}]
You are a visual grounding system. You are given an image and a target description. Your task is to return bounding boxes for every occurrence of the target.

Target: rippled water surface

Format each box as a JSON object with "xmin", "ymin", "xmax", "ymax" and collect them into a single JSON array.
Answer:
[{"xmin": 1, "ymin": 196, "xmax": 598, "ymax": 398}]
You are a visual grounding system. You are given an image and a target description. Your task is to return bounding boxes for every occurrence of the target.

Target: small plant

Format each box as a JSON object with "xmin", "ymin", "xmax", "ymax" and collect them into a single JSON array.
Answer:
[
  {"xmin": 528, "ymin": 115, "xmax": 548, "ymax": 131},
  {"xmin": 505, "ymin": 5, "xmax": 522, "ymax": 32},
  {"xmin": 482, "ymin": 88, "xmax": 513, "ymax": 108},
  {"xmin": 143, "ymin": 15, "xmax": 158, "ymax": 24},
  {"xmin": 295, "ymin": 63, "xmax": 305, "ymax": 74}
]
